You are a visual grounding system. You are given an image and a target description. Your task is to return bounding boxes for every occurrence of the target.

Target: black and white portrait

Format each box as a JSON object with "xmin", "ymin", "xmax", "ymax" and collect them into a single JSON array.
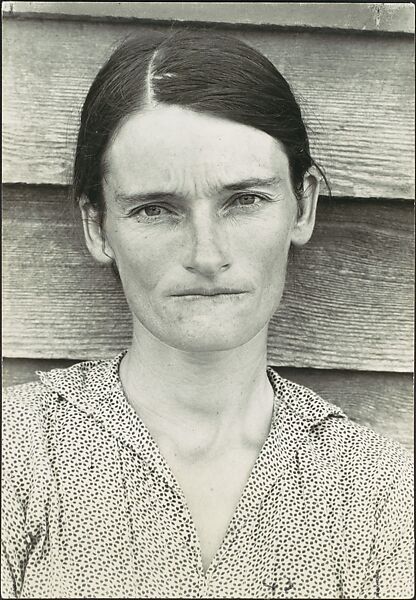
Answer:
[{"xmin": 2, "ymin": 2, "xmax": 414, "ymax": 598}]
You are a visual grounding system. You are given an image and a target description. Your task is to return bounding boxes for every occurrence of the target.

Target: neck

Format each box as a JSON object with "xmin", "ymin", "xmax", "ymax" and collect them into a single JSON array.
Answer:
[{"xmin": 119, "ymin": 322, "xmax": 274, "ymax": 456}]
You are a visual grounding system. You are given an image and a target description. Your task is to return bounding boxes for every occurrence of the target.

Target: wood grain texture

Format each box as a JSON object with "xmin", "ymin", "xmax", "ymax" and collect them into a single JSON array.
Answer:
[
  {"xmin": 3, "ymin": 357, "xmax": 412, "ymax": 451},
  {"xmin": 2, "ymin": 185, "xmax": 413, "ymax": 371},
  {"xmin": 2, "ymin": 2, "xmax": 414, "ymax": 34},
  {"xmin": 3, "ymin": 358, "xmax": 78, "ymax": 388},
  {"xmin": 2, "ymin": 18, "xmax": 414, "ymax": 198}
]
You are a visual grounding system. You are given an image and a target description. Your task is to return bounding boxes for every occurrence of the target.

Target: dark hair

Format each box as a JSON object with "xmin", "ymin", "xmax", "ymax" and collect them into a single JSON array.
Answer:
[{"xmin": 73, "ymin": 28, "xmax": 328, "ymax": 221}]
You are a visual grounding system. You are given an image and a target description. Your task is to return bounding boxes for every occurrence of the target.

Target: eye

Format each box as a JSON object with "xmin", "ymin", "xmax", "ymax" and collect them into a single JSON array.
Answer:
[
  {"xmin": 232, "ymin": 193, "xmax": 263, "ymax": 208},
  {"xmin": 131, "ymin": 204, "xmax": 172, "ymax": 220},
  {"xmin": 234, "ymin": 194, "xmax": 261, "ymax": 206},
  {"xmin": 142, "ymin": 205, "xmax": 164, "ymax": 217}
]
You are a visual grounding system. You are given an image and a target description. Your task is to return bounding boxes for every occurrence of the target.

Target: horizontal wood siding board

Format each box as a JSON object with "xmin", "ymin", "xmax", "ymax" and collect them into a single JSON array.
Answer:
[
  {"xmin": 2, "ymin": 185, "xmax": 413, "ymax": 371},
  {"xmin": 2, "ymin": 2, "xmax": 414, "ymax": 34},
  {"xmin": 3, "ymin": 358, "xmax": 79, "ymax": 387},
  {"xmin": 2, "ymin": 19, "xmax": 414, "ymax": 199},
  {"xmin": 3, "ymin": 357, "xmax": 413, "ymax": 451}
]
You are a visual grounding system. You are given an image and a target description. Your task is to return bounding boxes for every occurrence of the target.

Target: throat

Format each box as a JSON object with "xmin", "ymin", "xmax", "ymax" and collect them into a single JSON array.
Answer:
[
  {"xmin": 120, "ymin": 348, "xmax": 275, "ymax": 456},
  {"xmin": 121, "ymin": 322, "xmax": 272, "ymax": 424}
]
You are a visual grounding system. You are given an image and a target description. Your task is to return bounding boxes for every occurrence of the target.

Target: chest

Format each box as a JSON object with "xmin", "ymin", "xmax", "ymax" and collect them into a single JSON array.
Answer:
[
  {"xmin": 25, "ymin": 438, "xmax": 354, "ymax": 598},
  {"xmin": 166, "ymin": 447, "xmax": 260, "ymax": 572}
]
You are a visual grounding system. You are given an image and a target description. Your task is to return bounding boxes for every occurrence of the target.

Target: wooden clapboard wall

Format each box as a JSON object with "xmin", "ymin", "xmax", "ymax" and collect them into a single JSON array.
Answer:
[{"xmin": 2, "ymin": 2, "xmax": 414, "ymax": 450}]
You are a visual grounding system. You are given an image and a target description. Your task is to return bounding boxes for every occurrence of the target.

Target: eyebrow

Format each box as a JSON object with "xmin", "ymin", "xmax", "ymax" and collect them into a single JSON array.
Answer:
[
  {"xmin": 114, "ymin": 176, "xmax": 281, "ymax": 205},
  {"xmin": 222, "ymin": 176, "xmax": 282, "ymax": 191},
  {"xmin": 114, "ymin": 191, "xmax": 178, "ymax": 205}
]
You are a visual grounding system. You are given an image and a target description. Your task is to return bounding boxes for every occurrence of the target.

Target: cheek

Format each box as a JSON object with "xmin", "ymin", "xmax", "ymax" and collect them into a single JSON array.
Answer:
[
  {"xmin": 107, "ymin": 228, "xmax": 170, "ymax": 293},
  {"xmin": 242, "ymin": 221, "xmax": 292, "ymax": 283}
]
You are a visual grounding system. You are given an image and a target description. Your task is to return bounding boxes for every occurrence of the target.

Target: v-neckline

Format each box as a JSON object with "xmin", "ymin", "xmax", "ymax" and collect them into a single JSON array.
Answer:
[
  {"xmin": 36, "ymin": 353, "xmax": 345, "ymax": 585},
  {"xmin": 112, "ymin": 368, "xmax": 295, "ymax": 578}
]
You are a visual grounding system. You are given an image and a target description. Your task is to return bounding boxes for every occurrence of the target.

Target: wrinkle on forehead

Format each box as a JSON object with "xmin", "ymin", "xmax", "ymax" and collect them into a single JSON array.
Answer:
[{"xmin": 103, "ymin": 105, "xmax": 290, "ymax": 199}]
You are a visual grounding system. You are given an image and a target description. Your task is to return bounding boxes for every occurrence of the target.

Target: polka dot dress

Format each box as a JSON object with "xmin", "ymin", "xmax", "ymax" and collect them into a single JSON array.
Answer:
[{"xmin": 2, "ymin": 352, "xmax": 413, "ymax": 598}]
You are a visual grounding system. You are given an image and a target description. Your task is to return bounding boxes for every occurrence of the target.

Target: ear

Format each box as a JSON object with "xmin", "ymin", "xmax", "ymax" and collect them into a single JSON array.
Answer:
[
  {"xmin": 79, "ymin": 196, "xmax": 115, "ymax": 266},
  {"xmin": 290, "ymin": 168, "xmax": 320, "ymax": 247}
]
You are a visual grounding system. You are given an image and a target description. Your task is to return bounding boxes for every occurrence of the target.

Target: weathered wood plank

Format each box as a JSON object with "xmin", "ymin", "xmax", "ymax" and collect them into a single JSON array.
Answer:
[
  {"xmin": 3, "ymin": 357, "xmax": 412, "ymax": 451},
  {"xmin": 2, "ymin": 185, "xmax": 413, "ymax": 371},
  {"xmin": 2, "ymin": 2, "xmax": 414, "ymax": 34},
  {"xmin": 3, "ymin": 358, "xmax": 78, "ymax": 388},
  {"xmin": 2, "ymin": 18, "xmax": 414, "ymax": 198}
]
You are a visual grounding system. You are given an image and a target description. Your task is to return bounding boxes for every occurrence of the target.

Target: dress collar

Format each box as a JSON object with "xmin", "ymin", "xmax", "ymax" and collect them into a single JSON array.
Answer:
[
  {"xmin": 36, "ymin": 352, "xmax": 347, "ymax": 524},
  {"xmin": 38, "ymin": 350, "xmax": 345, "ymax": 429},
  {"xmin": 37, "ymin": 351, "xmax": 346, "ymax": 453}
]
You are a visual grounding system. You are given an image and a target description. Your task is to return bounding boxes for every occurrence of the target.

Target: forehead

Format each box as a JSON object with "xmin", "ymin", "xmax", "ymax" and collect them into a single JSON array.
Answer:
[{"xmin": 104, "ymin": 105, "xmax": 290, "ymax": 194}]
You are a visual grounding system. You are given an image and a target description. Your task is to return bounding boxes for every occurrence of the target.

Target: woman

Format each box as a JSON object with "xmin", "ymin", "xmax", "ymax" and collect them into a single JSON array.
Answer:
[{"xmin": 2, "ymin": 29, "xmax": 413, "ymax": 599}]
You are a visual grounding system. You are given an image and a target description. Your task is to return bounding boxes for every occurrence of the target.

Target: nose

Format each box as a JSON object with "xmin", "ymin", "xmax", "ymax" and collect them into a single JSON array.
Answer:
[{"xmin": 184, "ymin": 207, "xmax": 230, "ymax": 277}]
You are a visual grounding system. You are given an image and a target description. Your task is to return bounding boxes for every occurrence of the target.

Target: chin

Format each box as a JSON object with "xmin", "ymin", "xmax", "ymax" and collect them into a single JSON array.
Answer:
[{"xmin": 164, "ymin": 324, "xmax": 261, "ymax": 353}]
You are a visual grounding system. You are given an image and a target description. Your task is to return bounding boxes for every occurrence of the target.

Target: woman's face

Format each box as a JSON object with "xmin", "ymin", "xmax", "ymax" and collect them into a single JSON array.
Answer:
[{"xmin": 84, "ymin": 105, "xmax": 317, "ymax": 352}]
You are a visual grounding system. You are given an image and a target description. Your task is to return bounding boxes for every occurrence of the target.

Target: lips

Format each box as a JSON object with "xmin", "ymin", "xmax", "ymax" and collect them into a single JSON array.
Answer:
[{"xmin": 171, "ymin": 287, "xmax": 247, "ymax": 297}]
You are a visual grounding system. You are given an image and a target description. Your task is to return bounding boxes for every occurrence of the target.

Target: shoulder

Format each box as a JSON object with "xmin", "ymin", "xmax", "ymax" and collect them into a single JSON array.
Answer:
[
  {"xmin": 279, "ymin": 379, "xmax": 414, "ymax": 596},
  {"xmin": 2, "ymin": 380, "xmax": 58, "ymax": 452},
  {"xmin": 3, "ymin": 354, "xmax": 119, "ymax": 411},
  {"xmin": 3, "ymin": 378, "xmax": 57, "ymax": 412},
  {"xmin": 2, "ymin": 380, "xmax": 60, "ymax": 506},
  {"xmin": 273, "ymin": 371, "xmax": 413, "ymax": 489},
  {"xmin": 3, "ymin": 359, "xmax": 98, "ymax": 426},
  {"xmin": 322, "ymin": 415, "xmax": 413, "ymax": 501},
  {"xmin": 2, "ymin": 357, "xmax": 113, "ymax": 469},
  {"xmin": 2, "ymin": 357, "xmax": 123, "ymax": 506},
  {"xmin": 3, "ymin": 351, "xmax": 125, "ymax": 436}
]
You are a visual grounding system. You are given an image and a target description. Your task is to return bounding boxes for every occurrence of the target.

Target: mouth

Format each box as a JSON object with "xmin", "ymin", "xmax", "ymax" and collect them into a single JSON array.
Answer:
[{"xmin": 171, "ymin": 287, "xmax": 248, "ymax": 298}]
